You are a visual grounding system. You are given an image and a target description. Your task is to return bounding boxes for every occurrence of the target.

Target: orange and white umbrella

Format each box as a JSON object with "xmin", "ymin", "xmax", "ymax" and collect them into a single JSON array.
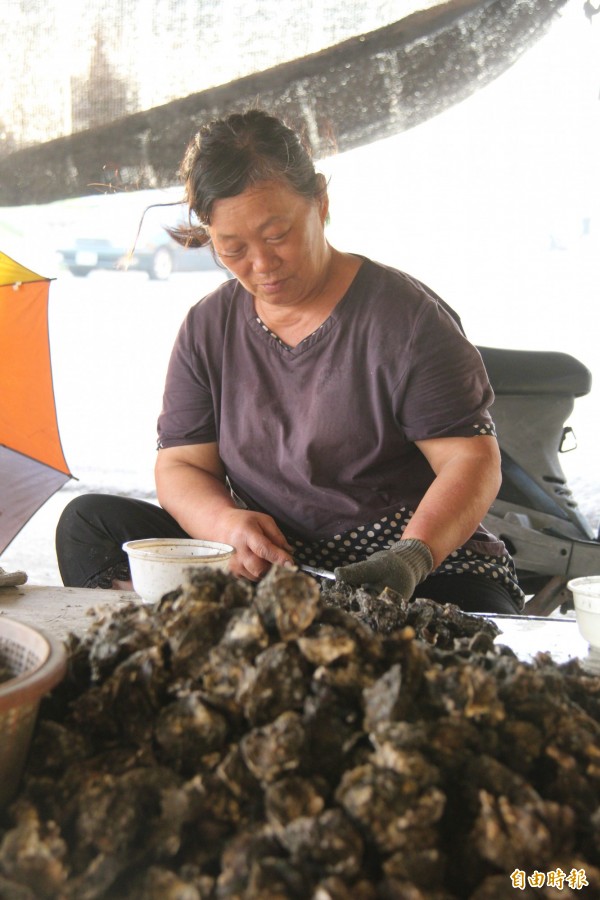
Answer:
[{"xmin": 0, "ymin": 251, "xmax": 73, "ymax": 554}]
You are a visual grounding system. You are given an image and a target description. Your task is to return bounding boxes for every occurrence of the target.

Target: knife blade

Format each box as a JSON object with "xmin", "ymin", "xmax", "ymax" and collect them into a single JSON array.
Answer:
[
  {"xmin": 297, "ymin": 563, "xmax": 336, "ymax": 581},
  {"xmin": 467, "ymin": 611, "xmax": 574, "ymax": 622}
]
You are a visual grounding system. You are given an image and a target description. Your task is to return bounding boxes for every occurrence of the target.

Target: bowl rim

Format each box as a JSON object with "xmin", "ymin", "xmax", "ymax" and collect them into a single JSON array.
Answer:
[
  {"xmin": 122, "ymin": 538, "xmax": 235, "ymax": 561},
  {"xmin": 567, "ymin": 576, "xmax": 600, "ymax": 599}
]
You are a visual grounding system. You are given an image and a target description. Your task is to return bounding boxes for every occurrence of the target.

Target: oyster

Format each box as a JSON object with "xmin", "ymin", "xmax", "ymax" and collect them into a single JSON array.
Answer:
[
  {"xmin": 238, "ymin": 642, "xmax": 311, "ymax": 726},
  {"xmin": 264, "ymin": 775, "xmax": 328, "ymax": 832},
  {"xmin": 279, "ymin": 807, "xmax": 364, "ymax": 878},
  {"xmin": 154, "ymin": 692, "xmax": 229, "ymax": 775},
  {"xmin": 254, "ymin": 566, "xmax": 321, "ymax": 640},
  {"xmin": 240, "ymin": 710, "xmax": 306, "ymax": 784},
  {"xmin": 335, "ymin": 762, "xmax": 446, "ymax": 854},
  {"xmin": 0, "ymin": 800, "xmax": 67, "ymax": 898}
]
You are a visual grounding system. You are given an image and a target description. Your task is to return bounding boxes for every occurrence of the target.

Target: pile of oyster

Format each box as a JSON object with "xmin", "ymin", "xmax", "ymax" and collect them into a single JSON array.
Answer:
[{"xmin": 1, "ymin": 567, "xmax": 599, "ymax": 899}]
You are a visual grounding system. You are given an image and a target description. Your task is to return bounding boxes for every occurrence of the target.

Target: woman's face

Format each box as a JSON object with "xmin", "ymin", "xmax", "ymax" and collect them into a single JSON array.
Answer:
[{"xmin": 207, "ymin": 179, "xmax": 330, "ymax": 310}]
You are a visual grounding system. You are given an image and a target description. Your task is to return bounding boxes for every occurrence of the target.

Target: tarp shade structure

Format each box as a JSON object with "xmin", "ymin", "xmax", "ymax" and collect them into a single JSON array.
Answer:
[
  {"xmin": 0, "ymin": 0, "xmax": 570, "ymax": 206},
  {"xmin": 0, "ymin": 251, "xmax": 73, "ymax": 554}
]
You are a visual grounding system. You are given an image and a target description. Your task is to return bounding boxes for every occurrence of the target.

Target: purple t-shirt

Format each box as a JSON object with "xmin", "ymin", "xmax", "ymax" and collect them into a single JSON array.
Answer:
[{"xmin": 157, "ymin": 258, "xmax": 496, "ymax": 541}]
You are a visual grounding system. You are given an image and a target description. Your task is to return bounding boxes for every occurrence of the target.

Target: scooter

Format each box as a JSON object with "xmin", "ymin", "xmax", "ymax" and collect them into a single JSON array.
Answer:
[{"xmin": 478, "ymin": 346, "xmax": 598, "ymax": 615}]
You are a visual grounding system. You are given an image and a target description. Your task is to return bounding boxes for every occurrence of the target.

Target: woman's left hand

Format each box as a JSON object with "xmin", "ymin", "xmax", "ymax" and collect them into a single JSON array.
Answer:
[{"xmin": 334, "ymin": 538, "xmax": 433, "ymax": 597}]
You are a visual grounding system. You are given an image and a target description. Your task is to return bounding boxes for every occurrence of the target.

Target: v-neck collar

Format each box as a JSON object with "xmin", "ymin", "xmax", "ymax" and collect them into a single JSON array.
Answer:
[
  {"xmin": 244, "ymin": 256, "xmax": 367, "ymax": 357},
  {"xmin": 253, "ymin": 313, "xmax": 329, "ymax": 351}
]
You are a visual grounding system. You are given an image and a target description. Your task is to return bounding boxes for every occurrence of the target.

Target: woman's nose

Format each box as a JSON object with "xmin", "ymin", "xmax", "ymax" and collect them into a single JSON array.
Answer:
[{"xmin": 251, "ymin": 246, "xmax": 279, "ymax": 273}]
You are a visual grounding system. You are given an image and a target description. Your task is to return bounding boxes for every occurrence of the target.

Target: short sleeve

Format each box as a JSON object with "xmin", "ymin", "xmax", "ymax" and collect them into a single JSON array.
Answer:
[
  {"xmin": 156, "ymin": 311, "xmax": 217, "ymax": 449},
  {"xmin": 394, "ymin": 298, "xmax": 496, "ymax": 442}
]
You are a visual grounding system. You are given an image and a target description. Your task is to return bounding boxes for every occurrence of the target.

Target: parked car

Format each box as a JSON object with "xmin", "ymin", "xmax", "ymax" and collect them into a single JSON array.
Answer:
[{"xmin": 56, "ymin": 191, "xmax": 230, "ymax": 281}]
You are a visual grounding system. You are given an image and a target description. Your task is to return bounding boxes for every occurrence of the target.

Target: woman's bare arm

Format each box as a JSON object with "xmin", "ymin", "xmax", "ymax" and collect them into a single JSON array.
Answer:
[
  {"xmin": 155, "ymin": 443, "xmax": 293, "ymax": 580},
  {"xmin": 402, "ymin": 434, "xmax": 502, "ymax": 566}
]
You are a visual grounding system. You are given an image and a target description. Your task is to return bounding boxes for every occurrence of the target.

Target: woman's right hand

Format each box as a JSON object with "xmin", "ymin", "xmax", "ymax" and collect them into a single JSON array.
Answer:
[
  {"xmin": 155, "ymin": 443, "xmax": 293, "ymax": 581},
  {"xmin": 216, "ymin": 508, "xmax": 294, "ymax": 581}
]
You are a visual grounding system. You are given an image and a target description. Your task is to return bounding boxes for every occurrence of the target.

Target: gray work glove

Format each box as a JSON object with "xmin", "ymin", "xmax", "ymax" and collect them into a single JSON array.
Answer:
[{"xmin": 334, "ymin": 539, "xmax": 433, "ymax": 598}]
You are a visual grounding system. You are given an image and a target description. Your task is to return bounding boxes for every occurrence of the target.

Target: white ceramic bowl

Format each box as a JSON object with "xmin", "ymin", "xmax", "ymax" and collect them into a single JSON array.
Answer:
[
  {"xmin": 123, "ymin": 538, "xmax": 235, "ymax": 605},
  {"xmin": 567, "ymin": 576, "xmax": 600, "ymax": 650}
]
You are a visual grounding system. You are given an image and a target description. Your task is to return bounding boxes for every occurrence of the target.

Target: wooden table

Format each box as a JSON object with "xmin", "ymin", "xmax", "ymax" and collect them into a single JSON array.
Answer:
[
  {"xmin": 476, "ymin": 612, "xmax": 596, "ymax": 670},
  {"xmin": 0, "ymin": 584, "xmax": 139, "ymax": 639},
  {"xmin": 1, "ymin": 584, "xmax": 597, "ymax": 672}
]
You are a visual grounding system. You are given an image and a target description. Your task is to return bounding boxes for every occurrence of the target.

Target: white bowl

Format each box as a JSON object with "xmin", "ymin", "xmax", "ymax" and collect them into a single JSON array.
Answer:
[
  {"xmin": 123, "ymin": 538, "xmax": 235, "ymax": 605},
  {"xmin": 567, "ymin": 576, "xmax": 600, "ymax": 650}
]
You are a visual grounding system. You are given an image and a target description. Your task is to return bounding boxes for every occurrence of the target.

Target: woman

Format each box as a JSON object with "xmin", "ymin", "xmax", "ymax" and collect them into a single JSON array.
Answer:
[{"xmin": 56, "ymin": 109, "xmax": 524, "ymax": 614}]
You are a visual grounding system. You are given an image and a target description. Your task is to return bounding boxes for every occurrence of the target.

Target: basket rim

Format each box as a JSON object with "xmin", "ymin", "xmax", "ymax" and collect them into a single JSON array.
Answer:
[{"xmin": 0, "ymin": 617, "xmax": 67, "ymax": 711}]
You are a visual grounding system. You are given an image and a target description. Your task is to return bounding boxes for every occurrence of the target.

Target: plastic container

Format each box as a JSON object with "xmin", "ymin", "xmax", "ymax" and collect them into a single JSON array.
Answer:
[
  {"xmin": 0, "ymin": 618, "xmax": 67, "ymax": 809},
  {"xmin": 567, "ymin": 576, "xmax": 600, "ymax": 650},
  {"xmin": 123, "ymin": 538, "xmax": 236, "ymax": 605}
]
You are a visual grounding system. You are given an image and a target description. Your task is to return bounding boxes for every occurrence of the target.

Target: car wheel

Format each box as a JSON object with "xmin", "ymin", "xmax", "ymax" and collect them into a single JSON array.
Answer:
[
  {"xmin": 148, "ymin": 247, "xmax": 173, "ymax": 281},
  {"xmin": 70, "ymin": 266, "xmax": 92, "ymax": 277}
]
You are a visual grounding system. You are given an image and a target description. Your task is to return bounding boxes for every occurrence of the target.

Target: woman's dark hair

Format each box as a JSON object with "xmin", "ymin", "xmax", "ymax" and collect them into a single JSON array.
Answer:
[{"xmin": 169, "ymin": 109, "xmax": 324, "ymax": 248}]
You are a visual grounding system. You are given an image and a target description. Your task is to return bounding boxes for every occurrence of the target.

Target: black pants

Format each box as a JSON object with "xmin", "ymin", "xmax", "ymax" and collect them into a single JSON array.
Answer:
[
  {"xmin": 56, "ymin": 493, "xmax": 521, "ymax": 614},
  {"xmin": 56, "ymin": 494, "xmax": 188, "ymax": 588}
]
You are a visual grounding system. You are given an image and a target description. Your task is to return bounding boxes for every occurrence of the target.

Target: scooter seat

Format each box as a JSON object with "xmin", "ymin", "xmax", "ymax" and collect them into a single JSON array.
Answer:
[{"xmin": 477, "ymin": 346, "xmax": 592, "ymax": 397}]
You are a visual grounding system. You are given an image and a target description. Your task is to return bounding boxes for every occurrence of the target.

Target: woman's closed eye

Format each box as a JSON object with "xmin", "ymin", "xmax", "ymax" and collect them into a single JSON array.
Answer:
[
  {"xmin": 220, "ymin": 231, "xmax": 288, "ymax": 258},
  {"xmin": 265, "ymin": 230, "xmax": 289, "ymax": 243},
  {"xmin": 220, "ymin": 245, "xmax": 245, "ymax": 259}
]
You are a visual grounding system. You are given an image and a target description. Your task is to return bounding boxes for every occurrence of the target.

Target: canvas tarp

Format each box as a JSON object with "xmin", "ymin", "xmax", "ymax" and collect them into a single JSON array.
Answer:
[{"xmin": 0, "ymin": 0, "xmax": 570, "ymax": 206}]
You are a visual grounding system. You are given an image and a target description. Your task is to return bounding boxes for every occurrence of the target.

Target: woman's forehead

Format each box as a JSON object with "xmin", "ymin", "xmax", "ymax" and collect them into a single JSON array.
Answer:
[{"xmin": 209, "ymin": 181, "xmax": 309, "ymax": 236}]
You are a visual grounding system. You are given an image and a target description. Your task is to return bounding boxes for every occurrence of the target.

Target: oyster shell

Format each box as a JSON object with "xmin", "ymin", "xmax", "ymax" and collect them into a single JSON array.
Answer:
[
  {"xmin": 255, "ymin": 566, "xmax": 321, "ymax": 640},
  {"xmin": 240, "ymin": 710, "xmax": 306, "ymax": 784}
]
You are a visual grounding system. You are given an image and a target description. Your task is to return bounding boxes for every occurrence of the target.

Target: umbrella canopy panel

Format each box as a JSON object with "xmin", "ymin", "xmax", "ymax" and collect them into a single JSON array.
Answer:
[{"xmin": 0, "ymin": 252, "xmax": 73, "ymax": 554}]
